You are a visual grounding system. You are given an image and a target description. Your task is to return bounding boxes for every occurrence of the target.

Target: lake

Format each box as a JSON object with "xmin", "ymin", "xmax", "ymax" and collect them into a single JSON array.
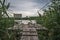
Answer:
[{"xmin": 15, "ymin": 20, "xmax": 36, "ymax": 24}]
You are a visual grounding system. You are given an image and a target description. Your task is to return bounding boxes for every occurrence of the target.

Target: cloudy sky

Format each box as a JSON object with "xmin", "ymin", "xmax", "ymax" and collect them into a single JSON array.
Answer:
[{"xmin": 7, "ymin": 0, "xmax": 50, "ymax": 17}]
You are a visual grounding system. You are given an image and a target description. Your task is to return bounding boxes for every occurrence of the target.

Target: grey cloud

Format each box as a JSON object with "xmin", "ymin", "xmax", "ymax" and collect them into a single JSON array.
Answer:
[{"xmin": 7, "ymin": 0, "xmax": 50, "ymax": 17}]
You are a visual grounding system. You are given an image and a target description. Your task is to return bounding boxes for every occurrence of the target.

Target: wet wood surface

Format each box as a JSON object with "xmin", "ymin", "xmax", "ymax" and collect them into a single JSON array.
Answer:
[{"xmin": 20, "ymin": 24, "xmax": 39, "ymax": 40}]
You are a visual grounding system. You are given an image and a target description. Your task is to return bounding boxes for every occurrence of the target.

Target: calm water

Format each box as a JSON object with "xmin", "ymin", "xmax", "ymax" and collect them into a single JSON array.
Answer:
[{"xmin": 15, "ymin": 20, "xmax": 36, "ymax": 24}]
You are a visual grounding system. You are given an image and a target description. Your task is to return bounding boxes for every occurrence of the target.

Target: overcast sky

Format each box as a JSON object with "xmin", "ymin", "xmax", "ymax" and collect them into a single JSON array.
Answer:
[{"xmin": 7, "ymin": 0, "xmax": 50, "ymax": 17}]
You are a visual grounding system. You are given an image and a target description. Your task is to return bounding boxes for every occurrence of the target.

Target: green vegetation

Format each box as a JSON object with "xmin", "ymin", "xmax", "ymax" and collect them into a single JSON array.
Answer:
[
  {"xmin": 37, "ymin": 29, "xmax": 49, "ymax": 40},
  {"xmin": 36, "ymin": 0, "xmax": 60, "ymax": 40},
  {"xmin": 0, "ymin": 0, "xmax": 14, "ymax": 40},
  {"xmin": 0, "ymin": 18, "xmax": 14, "ymax": 28}
]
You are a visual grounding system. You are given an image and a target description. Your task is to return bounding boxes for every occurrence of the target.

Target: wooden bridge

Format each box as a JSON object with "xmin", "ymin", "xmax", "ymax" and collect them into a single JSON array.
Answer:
[
  {"xmin": 19, "ymin": 24, "xmax": 39, "ymax": 40},
  {"xmin": 8, "ymin": 23, "xmax": 47, "ymax": 40}
]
